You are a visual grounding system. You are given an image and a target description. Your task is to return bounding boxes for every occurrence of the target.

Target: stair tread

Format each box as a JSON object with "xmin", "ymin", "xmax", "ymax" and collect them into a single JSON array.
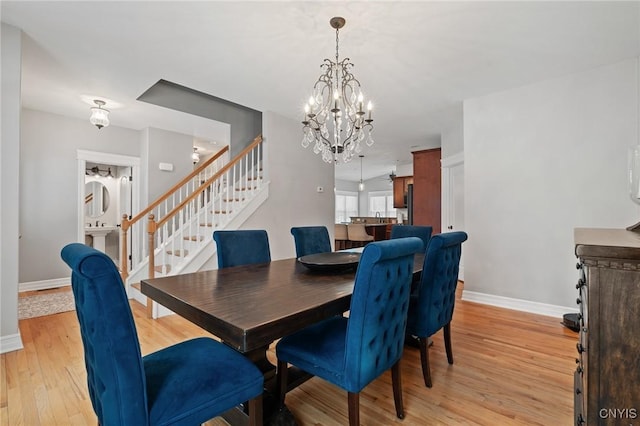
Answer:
[
  {"xmin": 154, "ymin": 264, "xmax": 172, "ymax": 274},
  {"xmin": 166, "ymin": 249, "xmax": 189, "ymax": 257}
]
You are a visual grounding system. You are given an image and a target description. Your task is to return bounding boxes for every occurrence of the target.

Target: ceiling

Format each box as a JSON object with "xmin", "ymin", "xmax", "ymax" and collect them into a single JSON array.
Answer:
[{"xmin": 2, "ymin": 1, "xmax": 639, "ymax": 182}]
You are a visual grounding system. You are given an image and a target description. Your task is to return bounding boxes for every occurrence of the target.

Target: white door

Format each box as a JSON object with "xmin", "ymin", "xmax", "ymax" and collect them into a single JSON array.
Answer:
[{"xmin": 442, "ymin": 154, "xmax": 465, "ymax": 280}]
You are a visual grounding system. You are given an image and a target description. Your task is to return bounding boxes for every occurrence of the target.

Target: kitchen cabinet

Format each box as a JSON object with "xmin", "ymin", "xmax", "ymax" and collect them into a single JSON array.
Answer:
[
  {"xmin": 393, "ymin": 176, "xmax": 413, "ymax": 208},
  {"xmin": 412, "ymin": 148, "xmax": 441, "ymax": 234}
]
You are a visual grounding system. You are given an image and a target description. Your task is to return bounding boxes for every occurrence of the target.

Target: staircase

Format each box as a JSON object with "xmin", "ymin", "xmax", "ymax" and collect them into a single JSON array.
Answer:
[{"xmin": 121, "ymin": 135, "xmax": 268, "ymax": 317}]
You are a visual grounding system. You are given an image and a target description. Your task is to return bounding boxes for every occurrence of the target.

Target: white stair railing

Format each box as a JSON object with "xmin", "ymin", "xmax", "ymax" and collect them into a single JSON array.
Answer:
[{"xmin": 120, "ymin": 135, "xmax": 264, "ymax": 287}]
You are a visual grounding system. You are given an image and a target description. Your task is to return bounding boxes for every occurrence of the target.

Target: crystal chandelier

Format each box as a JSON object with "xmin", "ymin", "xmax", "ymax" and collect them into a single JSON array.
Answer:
[{"xmin": 301, "ymin": 17, "xmax": 374, "ymax": 163}]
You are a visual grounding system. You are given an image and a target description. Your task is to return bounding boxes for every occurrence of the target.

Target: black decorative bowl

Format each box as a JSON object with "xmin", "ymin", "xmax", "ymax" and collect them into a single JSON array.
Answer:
[{"xmin": 298, "ymin": 252, "xmax": 361, "ymax": 272}]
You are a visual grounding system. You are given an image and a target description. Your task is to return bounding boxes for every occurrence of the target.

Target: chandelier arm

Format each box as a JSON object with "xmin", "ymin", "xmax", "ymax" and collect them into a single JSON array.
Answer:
[{"xmin": 305, "ymin": 117, "xmax": 335, "ymax": 150}]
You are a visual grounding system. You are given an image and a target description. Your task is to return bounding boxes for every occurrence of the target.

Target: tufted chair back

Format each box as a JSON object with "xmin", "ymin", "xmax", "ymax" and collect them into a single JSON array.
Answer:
[
  {"xmin": 390, "ymin": 225, "xmax": 433, "ymax": 252},
  {"xmin": 61, "ymin": 243, "xmax": 148, "ymax": 425},
  {"xmin": 290, "ymin": 226, "xmax": 332, "ymax": 258},
  {"xmin": 344, "ymin": 237, "xmax": 423, "ymax": 392},
  {"xmin": 213, "ymin": 229, "xmax": 271, "ymax": 268},
  {"xmin": 409, "ymin": 231, "xmax": 467, "ymax": 337},
  {"xmin": 276, "ymin": 237, "xmax": 422, "ymax": 424},
  {"xmin": 406, "ymin": 231, "xmax": 468, "ymax": 387}
]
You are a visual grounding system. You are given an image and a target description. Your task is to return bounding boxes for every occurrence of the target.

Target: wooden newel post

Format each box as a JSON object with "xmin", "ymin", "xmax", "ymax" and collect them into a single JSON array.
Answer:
[
  {"xmin": 147, "ymin": 213, "xmax": 157, "ymax": 319},
  {"xmin": 120, "ymin": 213, "xmax": 129, "ymax": 283}
]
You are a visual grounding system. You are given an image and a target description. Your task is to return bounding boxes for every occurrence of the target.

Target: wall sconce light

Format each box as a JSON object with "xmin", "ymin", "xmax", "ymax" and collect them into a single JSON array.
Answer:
[
  {"xmin": 192, "ymin": 147, "xmax": 200, "ymax": 164},
  {"xmin": 89, "ymin": 100, "xmax": 110, "ymax": 129},
  {"xmin": 86, "ymin": 166, "xmax": 114, "ymax": 178}
]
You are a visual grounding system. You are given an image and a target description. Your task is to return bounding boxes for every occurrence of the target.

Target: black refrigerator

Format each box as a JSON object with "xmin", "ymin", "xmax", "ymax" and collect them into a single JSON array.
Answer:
[{"xmin": 406, "ymin": 184, "xmax": 414, "ymax": 225}]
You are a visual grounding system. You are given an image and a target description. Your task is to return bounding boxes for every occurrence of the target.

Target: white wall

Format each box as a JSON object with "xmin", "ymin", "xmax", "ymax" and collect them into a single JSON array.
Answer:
[
  {"xmin": 440, "ymin": 104, "xmax": 464, "ymax": 159},
  {"xmin": 1, "ymin": 23, "xmax": 24, "ymax": 351},
  {"xmin": 241, "ymin": 111, "xmax": 335, "ymax": 260},
  {"xmin": 464, "ymin": 57, "xmax": 639, "ymax": 312},
  {"xmin": 357, "ymin": 176, "xmax": 395, "ymax": 217}
]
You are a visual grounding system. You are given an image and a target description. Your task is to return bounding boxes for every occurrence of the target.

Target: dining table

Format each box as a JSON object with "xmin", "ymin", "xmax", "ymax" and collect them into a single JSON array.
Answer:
[{"xmin": 141, "ymin": 250, "xmax": 424, "ymax": 425}]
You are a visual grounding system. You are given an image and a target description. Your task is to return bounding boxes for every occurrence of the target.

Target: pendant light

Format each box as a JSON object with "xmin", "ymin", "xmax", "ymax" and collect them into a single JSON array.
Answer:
[
  {"xmin": 358, "ymin": 155, "xmax": 365, "ymax": 192},
  {"xmin": 89, "ymin": 99, "xmax": 110, "ymax": 129}
]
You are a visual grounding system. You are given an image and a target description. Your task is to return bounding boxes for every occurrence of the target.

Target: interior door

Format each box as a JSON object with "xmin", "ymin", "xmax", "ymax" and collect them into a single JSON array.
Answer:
[{"xmin": 442, "ymin": 155, "xmax": 465, "ymax": 280}]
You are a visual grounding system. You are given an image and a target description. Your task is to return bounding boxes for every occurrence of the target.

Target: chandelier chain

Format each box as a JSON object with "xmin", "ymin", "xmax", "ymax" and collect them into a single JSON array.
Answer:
[{"xmin": 335, "ymin": 26, "xmax": 340, "ymax": 64}]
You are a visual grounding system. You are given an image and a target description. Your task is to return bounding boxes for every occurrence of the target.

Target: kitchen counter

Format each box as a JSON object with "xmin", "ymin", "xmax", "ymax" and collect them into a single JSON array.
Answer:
[{"xmin": 350, "ymin": 216, "xmax": 397, "ymax": 225}]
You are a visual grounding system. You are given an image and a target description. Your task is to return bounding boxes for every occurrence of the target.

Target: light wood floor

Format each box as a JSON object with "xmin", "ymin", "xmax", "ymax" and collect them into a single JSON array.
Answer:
[{"xmin": 1, "ymin": 285, "xmax": 577, "ymax": 425}]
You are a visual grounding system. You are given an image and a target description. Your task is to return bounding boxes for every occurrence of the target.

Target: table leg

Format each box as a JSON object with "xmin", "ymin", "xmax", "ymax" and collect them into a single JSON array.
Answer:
[{"xmin": 222, "ymin": 344, "xmax": 299, "ymax": 426}]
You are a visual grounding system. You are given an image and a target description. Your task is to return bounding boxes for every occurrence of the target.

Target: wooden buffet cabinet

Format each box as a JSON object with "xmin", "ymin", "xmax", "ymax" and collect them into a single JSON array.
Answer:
[
  {"xmin": 412, "ymin": 148, "xmax": 441, "ymax": 234},
  {"xmin": 573, "ymin": 228, "xmax": 640, "ymax": 425}
]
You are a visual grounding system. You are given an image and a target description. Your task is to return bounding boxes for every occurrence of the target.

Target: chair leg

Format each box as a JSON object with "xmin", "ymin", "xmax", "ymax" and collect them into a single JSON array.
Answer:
[
  {"xmin": 347, "ymin": 392, "xmax": 359, "ymax": 426},
  {"xmin": 419, "ymin": 336, "xmax": 433, "ymax": 388},
  {"xmin": 391, "ymin": 360, "xmax": 405, "ymax": 419},
  {"xmin": 248, "ymin": 394, "xmax": 263, "ymax": 426},
  {"xmin": 444, "ymin": 322, "xmax": 454, "ymax": 365},
  {"xmin": 276, "ymin": 360, "xmax": 288, "ymax": 408}
]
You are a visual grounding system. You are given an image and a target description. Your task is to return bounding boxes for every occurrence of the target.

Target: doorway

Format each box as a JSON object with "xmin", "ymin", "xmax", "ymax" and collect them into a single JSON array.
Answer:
[{"xmin": 77, "ymin": 150, "xmax": 141, "ymax": 268}]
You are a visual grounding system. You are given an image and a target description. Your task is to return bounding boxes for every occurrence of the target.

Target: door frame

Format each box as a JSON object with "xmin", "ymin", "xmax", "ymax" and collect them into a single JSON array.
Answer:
[{"xmin": 77, "ymin": 149, "xmax": 141, "ymax": 248}]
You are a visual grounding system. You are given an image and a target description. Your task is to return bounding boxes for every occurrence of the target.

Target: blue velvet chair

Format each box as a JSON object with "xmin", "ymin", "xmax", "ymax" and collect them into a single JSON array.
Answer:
[
  {"xmin": 290, "ymin": 226, "xmax": 332, "ymax": 258},
  {"xmin": 406, "ymin": 231, "xmax": 468, "ymax": 387},
  {"xmin": 213, "ymin": 229, "xmax": 271, "ymax": 268},
  {"xmin": 390, "ymin": 224, "xmax": 433, "ymax": 252},
  {"xmin": 276, "ymin": 237, "xmax": 424, "ymax": 425},
  {"xmin": 60, "ymin": 243, "xmax": 264, "ymax": 426}
]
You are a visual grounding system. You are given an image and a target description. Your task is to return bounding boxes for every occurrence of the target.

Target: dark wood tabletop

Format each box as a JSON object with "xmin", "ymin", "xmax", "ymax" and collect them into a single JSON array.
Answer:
[{"xmin": 141, "ymin": 253, "xmax": 424, "ymax": 354}]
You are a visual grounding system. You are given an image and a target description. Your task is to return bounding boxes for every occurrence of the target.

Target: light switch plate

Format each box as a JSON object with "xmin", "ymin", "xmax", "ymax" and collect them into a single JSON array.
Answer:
[{"xmin": 159, "ymin": 162, "xmax": 174, "ymax": 172}]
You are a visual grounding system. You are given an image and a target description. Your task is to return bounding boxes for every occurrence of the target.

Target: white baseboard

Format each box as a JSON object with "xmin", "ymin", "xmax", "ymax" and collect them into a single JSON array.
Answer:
[
  {"xmin": 461, "ymin": 290, "xmax": 578, "ymax": 318},
  {"xmin": 0, "ymin": 333, "xmax": 24, "ymax": 354},
  {"xmin": 19, "ymin": 277, "xmax": 70, "ymax": 293}
]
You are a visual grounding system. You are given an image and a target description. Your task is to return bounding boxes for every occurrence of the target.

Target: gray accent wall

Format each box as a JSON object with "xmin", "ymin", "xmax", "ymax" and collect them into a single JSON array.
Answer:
[
  {"xmin": 19, "ymin": 109, "xmax": 140, "ymax": 283},
  {"xmin": 138, "ymin": 80, "xmax": 262, "ymax": 158},
  {"xmin": 144, "ymin": 127, "xmax": 195, "ymax": 203}
]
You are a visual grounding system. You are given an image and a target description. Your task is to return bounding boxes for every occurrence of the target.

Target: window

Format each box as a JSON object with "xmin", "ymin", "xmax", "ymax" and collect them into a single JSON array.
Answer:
[
  {"xmin": 335, "ymin": 191, "xmax": 358, "ymax": 223},
  {"xmin": 368, "ymin": 191, "xmax": 396, "ymax": 218}
]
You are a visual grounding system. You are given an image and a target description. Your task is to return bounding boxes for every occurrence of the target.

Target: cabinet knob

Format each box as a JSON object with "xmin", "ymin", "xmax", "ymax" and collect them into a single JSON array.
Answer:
[
  {"xmin": 575, "ymin": 279, "xmax": 585, "ymax": 289},
  {"xmin": 575, "ymin": 387, "xmax": 581, "ymax": 395},
  {"xmin": 576, "ymin": 365, "xmax": 583, "ymax": 374},
  {"xmin": 447, "ymin": 225, "xmax": 453, "ymax": 230},
  {"xmin": 576, "ymin": 297, "xmax": 582, "ymax": 305},
  {"xmin": 576, "ymin": 263, "xmax": 583, "ymax": 270},
  {"xmin": 576, "ymin": 343, "xmax": 585, "ymax": 353}
]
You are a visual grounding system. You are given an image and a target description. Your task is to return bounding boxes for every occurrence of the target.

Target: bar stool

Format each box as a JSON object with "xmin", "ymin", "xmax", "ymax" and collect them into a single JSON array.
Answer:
[
  {"xmin": 347, "ymin": 223, "xmax": 374, "ymax": 248},
  {"xmin": 334, "ymin": 224, "xmax": 349, "ymax": 250}
]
